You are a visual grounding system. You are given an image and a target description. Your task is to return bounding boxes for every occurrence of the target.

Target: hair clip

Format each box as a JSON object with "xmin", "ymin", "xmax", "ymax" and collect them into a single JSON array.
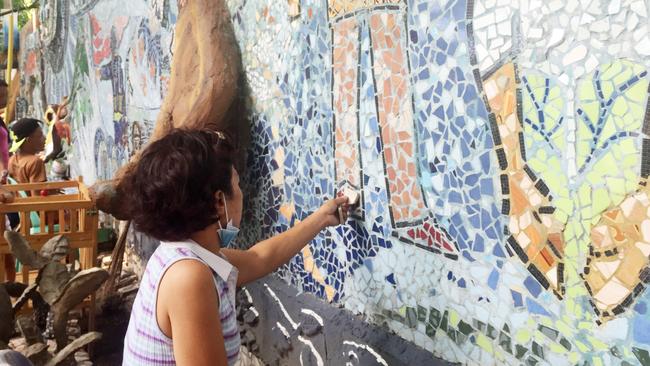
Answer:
[
  {"xmin": 213, "ymin": 130, "xmax": 227, "ymax": 140},
  {"xmin": 205, "ymin": 129, "xmax": 227, "ymax": 141}
]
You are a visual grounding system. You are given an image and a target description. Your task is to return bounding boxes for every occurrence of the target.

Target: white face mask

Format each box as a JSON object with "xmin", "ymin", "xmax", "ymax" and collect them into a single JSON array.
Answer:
[{"xmin": 217, "ymin": 198, "xmax": 239, "ymax": 247}]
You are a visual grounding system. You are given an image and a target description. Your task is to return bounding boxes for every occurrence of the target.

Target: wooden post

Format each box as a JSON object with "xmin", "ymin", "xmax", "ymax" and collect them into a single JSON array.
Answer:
[
  {"xmin": 0, "ymin": 210, "xmax": 6, "ymax": 282},
  {"xmin": 5, "ymin": 9, "xmax": 14, "ymax": 85},
  {"xmin": 0, "ymin": 259, "xmax": 4, "ymax": 282}
]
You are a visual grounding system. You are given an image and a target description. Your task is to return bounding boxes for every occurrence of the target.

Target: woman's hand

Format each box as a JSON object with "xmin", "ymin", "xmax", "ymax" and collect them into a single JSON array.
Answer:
[
  {"xmin": 224, "ymin": 196, "xmax": 351, "ymax": 286},
  {"xmin": 317, "ymin": 196, "xmax": 350, "ymax": 228}
]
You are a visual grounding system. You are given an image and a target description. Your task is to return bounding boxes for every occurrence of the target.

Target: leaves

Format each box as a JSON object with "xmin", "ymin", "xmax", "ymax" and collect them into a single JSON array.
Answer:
[
  {"xmin": 45, "ymin": 332, "xmax": 102, "ymax": 366},
  {"xmin": 522, "ymin": 60, "xmax": 650, "ymax": 222},
  {"xmin": 38, "ymin": 262, "xmax": 73, "ymax": 305},
  {"xmin": 39, "ymin": 235, "xmax": 69, "ymax": 262},
  {"xmin": 4, "ymin": 231, "xmax": 48, "ymax": 270},
  {"xmin": 51, "ymin": 268, "xmax": 108, "ymax": 348}
]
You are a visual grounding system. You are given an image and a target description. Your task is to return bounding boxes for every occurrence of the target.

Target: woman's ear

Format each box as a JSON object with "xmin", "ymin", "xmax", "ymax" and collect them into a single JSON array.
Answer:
[{"xmin": 214, "ymin": 191, "xmax": 226, "ymax": 219}]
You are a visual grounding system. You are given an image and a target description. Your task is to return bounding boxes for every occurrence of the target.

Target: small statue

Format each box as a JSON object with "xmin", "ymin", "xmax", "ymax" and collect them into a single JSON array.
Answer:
[{"xmin": 43, "ymin": 96, "xmax": 73, "ymax": 164}]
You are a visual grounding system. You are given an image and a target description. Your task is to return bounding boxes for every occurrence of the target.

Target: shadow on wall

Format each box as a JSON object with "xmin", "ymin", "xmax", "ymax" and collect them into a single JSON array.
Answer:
[{"xmin": 238, "ymin": 275, "xmax": 455, "ymax": 366}]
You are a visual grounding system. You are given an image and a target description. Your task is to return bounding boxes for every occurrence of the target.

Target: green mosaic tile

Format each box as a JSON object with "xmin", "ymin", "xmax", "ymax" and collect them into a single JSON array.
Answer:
[
  {"xmin": 499, "ymin": 331, "xmax": 513, "ymax": 354},
  {"xmin": 516, "ymin": 345, "xmax": 528, "ymax": 360},
  {"xmin": 538, "ymin": 325, "xmax": 559, "ymax": 341},
  {"xmin": 428, "ymin": 308, "xmax": 441, "ymax": 329},
  {"xmin": 458, "ymin": 320, "xmax": 474, "ymax": 336},
  {"xmin": 559, "ymin": 337, "xmax": 572, "ymax": 351},
  {"xmin": 417, "ymin": 305, "xmax": 428, "ymax": 322},
  {"xmin": 440, "ymin": 311, "xmax": 449, "ymax": 333},
  {"xmin": 532, "ymin": 341, "xmax": 544, "ymax": 359},
  {"xmin": 426, "ymin": 322, "xmax": 437, "ymax": 338},
  {"xmin": 633, "ymin": 347, "xmax": 650, "ymax": 366},
  {"xmin": 406, "ymin": 307, "xmax": 418, "ymax": 328}
]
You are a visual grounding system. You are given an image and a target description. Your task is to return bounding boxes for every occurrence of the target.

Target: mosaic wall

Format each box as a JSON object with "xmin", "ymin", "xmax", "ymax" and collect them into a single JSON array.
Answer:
[
  {"xmin": 17, "ymin": 0, "xmax": 177, "ymax": 186},
  {"xmin": 231, "ymin": 0, "xmax": 650, "ymax": 365},
  {"xmin": 19, "ymin": 0, "xmax": 650, "ymax": 365}
]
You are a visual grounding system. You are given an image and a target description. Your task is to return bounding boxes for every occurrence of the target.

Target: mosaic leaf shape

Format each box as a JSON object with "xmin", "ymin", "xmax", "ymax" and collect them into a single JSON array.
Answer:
[
  {"xmin": 485, "ymin": 60, "xmax": 650, "ymax": 320},
  {"xmin": 519, "ymin": 60, "xmax": 650, "ymax": 321},
  {"xmin": 584, "ymin": 188, "xmax": 650, "ymax": 321}
]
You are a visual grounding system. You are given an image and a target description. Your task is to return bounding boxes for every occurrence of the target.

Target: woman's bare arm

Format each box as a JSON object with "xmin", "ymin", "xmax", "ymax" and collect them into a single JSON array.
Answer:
[
  {"xmin": 222, "ymin": 196, "xmax": 348, "ymax": 286},
  {"xmin": 158, "ymin": 259, "xmax": 228, "ymax": 365}
]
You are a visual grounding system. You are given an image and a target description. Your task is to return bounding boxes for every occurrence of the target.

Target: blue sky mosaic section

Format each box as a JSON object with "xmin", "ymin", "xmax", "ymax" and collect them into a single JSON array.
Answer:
[
  {"xmin": 234, "ymin": 1, "xmax": 395, "ymax": 301},
  {"xmin": 406, "ymin": 0, "xmax": 503, "ymax": 259},
  {"xmin": 235, "ymin": 0, "xmax": 507, "ymax": 302}
]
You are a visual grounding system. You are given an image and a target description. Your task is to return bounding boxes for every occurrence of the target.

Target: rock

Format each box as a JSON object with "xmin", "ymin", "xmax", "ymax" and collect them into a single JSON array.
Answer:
[
  {"xmin": 116, "ymin": 283, "xmax": 139, "ymax": 296},
  {"xmin": 4, "ymin": 231, "xmax": 49, "ymax": 270},
  {"xmin": 272, "ymin": 326, "xmax": 292, "ymax": 357},
  {"xmin": 89, "ymin": 180, "xmax": 131, "ymax": 220},
  {"xmin": 73, "ymin": 350, "xmax": 89, "ymax": 362},
  {"xmin": 237, "ymin": 288, "xmax": 252, "ymax": 307},
  {"xmin": 16, "ymin": 316, "xmax": 44, "ymax": 345},
  {"xmin": 67, "ymin": 327, "xmax": 80, "ymax": 337},
  {"xmin": 150, "ymin": 0, "xmax": 240, "ymax": 142},
  {"xmin": 4, "ymin": 282, "xmax": 28, "ymax": 297},
  {"xmin": 241, "ymin": 330, "xmax": 256, "ymax": 346},
  {"xmin": 250, "ymin": 343, "xmax": 259, "ymax": 353},
  {"xmin": 243, "ymin": 309, "xmax": 259, "ymax": 326},
  {"xmin": 22, "ymin": 342, "xmax": 49, "ymax": 365},
  {"xmin": 0, "ymin": 285, "xmax": 14, "ymax": 343},
  {"xmin": 299, "ymin": 319, "xmax": 322, "ymax": 337},
  {"xmin": 90, "ymin": 0, "xmax": 243, "ymax": 219},
  {"xmin": 117, "ymin": 274, "xmax": 138, "ymax": 288},
  {"xmin": 13, "ymin": 283, "xmax": 38, "ymax": 313},
  {"xmin": 100, "ymin": 256, "xmax": 112, "ymax": 269}
]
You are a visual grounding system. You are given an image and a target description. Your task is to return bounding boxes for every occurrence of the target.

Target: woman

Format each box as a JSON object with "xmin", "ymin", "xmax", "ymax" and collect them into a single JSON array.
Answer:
[
  {"xmin": 0, "ymin": 115, "xmax": 16, "ymax": 282},
  {"xmin": 122, "ymin": 129, "xmax": 349, "ymax": 365}
]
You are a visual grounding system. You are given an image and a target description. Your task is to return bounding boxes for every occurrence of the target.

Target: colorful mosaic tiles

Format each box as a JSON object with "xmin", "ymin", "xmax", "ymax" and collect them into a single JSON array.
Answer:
[
  {"xmin": 231, "ymin": 0, "xmax": 650, "ymax": 364},
  {"xmin": 18, "ymin": 0, "xmax": 650, "ymax": 365},
  {"xmin": 330, "ymin": 2, "xmax": 457, "ymax": 256},
  {"xmin": 483, "ymin": 62, "xmax": 567, "ymax": 299}
]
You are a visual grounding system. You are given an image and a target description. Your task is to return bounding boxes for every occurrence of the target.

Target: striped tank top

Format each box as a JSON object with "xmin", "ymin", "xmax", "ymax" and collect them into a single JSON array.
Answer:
[{"xmin": 123, "ymin": 240, "xmax": 240, "ymax": 365}]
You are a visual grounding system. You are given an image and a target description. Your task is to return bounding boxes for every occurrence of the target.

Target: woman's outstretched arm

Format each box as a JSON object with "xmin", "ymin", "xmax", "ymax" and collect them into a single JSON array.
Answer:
[{"xmin": 222, "ymin": 196, "xmax": 349, "ymax": 286}]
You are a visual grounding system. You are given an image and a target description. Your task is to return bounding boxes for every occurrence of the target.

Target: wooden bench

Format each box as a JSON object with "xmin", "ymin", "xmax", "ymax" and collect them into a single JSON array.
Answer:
[{"xmin": 0, "ymin": 178, "xmax": 99, "ymax": 284}]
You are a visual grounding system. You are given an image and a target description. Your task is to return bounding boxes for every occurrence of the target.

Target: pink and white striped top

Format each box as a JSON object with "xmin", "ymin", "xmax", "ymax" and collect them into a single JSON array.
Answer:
[{"xmin": 123, "ymin": 240, "xmax": 240, "ymax": 365}]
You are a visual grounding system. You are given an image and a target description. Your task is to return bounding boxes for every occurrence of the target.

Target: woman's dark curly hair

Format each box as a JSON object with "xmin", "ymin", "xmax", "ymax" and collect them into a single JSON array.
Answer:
[{"xmin": 122, "ymin": 129, "xmax": 236, "ymax": 241}]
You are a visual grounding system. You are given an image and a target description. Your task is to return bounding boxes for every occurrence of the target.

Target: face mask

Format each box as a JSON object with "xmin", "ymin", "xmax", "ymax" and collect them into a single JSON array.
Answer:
[{"xmin": 217, "ymin": 198, "xmax": 239, "ymax": 248}]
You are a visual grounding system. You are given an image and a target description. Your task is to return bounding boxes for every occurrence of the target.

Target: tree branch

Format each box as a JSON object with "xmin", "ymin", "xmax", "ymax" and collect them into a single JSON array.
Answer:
[
  {"xmin": 0, "ymin": 1, "xmax": 39, "ymax": 17},
  {"xmin": 577, "ymin": 131, "xmax": 641, "ymax": 175}
]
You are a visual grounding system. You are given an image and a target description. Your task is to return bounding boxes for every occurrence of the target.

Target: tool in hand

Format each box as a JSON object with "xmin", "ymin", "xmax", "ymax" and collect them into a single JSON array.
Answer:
[{"xmin": 337, "ymin": 183, "xmax": 360, "ymax": 224}]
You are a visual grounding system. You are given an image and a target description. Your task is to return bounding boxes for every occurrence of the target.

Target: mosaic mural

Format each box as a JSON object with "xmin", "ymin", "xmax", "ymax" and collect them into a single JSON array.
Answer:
[
  {"xmin": 19, "ymin": 0, "xmax": 650, "ymax": 365},
  {"xmin": 231, "ymin": 0, "xmax": 650, "ymax": 364},
  {"xmin": 17, "ymin": 0, "xmax": 174, "ymax": 185}
]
